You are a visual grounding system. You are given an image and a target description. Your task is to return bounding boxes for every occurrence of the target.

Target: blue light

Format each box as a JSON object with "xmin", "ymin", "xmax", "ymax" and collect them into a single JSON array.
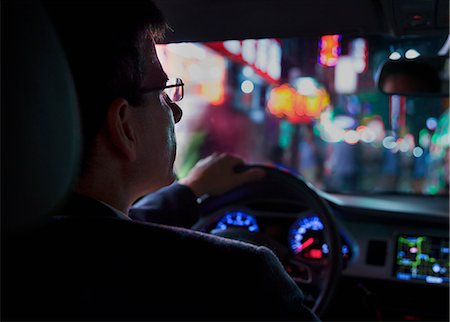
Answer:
[
  {"xmin": 426, "ymin": 117, "xmax": 438, "ymax": 130},
  {"xmin": 342, "ymin": 245, "xmax": 349, "ymax": 255},
  {"xmin": 217, "ymin": 222, "xmax": 227, "ymax": 231},
  {"xmin": 397, "ymin": 273, "xmax": 411, "ymax": 280},
  {"xmin": 418, "ymin": 254, "xmax": 429, "ymax": 260},
  {"xmin": 432, "ymin": 264, "xmax": 441, "ymax": 273},
  {"xmin": 441, "ymin": 247, "xmax": 449, "ymax": 253},
  {"xmin": 215, "ymin": 211, "xmax": 259, "ymax": 233},
  {"xmin": 425, "ymin": 276, "xmax": 443, "ymax": 284}
]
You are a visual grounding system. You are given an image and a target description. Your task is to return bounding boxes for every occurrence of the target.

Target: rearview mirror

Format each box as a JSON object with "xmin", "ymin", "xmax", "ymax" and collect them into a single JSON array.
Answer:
[{"xmin": 378, "ymin": 57, "xmax": 449, "ymax": 97}]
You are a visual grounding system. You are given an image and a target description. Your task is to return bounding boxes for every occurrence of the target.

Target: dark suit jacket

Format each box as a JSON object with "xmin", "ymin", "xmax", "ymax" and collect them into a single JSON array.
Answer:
[
  {"xmin": 130, "ymin": 183, "xmax": 201, "ymax": 228},
  {"xmin": 4, "ymin": 191, "xmax": 319, "ymax": 321}
]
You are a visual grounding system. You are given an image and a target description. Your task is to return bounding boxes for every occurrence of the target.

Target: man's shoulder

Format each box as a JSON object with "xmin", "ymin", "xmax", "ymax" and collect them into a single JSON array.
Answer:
[
  {"xmin": 124, "ymin": 218, "xmax": 272, "ymax": 261},
  {"xmin": 11, "ymin": 198, "xmax": 316, "ymax": 321}
]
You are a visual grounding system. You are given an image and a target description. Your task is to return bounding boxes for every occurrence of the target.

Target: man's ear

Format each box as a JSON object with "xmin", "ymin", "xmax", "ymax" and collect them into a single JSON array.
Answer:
[{"xmin": 106, "ymin": 98, "xmax": 137, "ymax": 161}]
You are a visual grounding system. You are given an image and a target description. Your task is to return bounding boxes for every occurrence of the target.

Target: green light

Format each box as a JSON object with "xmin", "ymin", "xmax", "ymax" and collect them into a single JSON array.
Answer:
[
  {"xmin": 431, "ymin": 134, "xmax": 439, "ymax": 145},
  {"xmin": 313, "ymin": 125, "xmax": 321, "ymax": 136},
  {"xmin": 419, "ymin": 129, "xmax": 431, "ymax": 148},
  {"xmin": 428, "ymin": 185, "xmax": 439, "ymax": 195},
  {"xmin": 279, "ymin": 121, "xmax": 294, "ymax": 149}
]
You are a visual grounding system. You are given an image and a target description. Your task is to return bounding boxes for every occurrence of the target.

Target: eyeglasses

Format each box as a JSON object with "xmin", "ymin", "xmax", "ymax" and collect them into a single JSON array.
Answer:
[{"xmin": 139, "ymin": 77, "xmax": 184, "ymax": 102}]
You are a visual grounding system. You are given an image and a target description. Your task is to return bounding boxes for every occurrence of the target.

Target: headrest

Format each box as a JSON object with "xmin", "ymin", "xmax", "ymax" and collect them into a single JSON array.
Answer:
[{"xmin": 3, "ymin": 1, "xmax": 81, "ymax": 232}]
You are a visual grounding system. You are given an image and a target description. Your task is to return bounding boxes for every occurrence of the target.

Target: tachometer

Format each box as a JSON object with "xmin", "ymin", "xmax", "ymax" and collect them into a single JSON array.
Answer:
[
  {"xmin": 288, "ymin": 215, "xmax": 352, "ymax": 261},
  {"xmin": 288, "ymin": 215, "xmax": 326, "ymax": 259},
  {"xmin": 213, "ymin": 211, "xmax": 259, "ymax": 233}
]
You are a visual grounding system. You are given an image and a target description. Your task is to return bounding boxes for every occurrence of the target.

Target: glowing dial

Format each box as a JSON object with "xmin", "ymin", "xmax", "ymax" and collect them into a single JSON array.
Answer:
[
  {"xmin": 288, "ymin": 215, "xmax": 326, "ymax": 259},
  {"xmin": 214, "ymin": 211, "xmax": 259, "ymax": 232}
]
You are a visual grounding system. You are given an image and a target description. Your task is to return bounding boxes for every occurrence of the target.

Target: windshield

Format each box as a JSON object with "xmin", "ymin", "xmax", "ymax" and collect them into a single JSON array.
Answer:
[{"xmin": 156, "ymin": 34, "xmax": 449, "ymax": 195}]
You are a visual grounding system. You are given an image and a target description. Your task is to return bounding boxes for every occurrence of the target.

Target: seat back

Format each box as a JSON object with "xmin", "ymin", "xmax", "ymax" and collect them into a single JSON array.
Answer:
[{"xmin": 3, "ymin": 0, "xmax": 81, "ymax": 233}]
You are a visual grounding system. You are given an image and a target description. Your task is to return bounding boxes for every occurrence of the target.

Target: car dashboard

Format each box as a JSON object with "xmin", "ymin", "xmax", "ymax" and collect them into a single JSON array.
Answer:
[{"xmin": 194, "ymin": 192, "xmax": 449, "ymax": 320}]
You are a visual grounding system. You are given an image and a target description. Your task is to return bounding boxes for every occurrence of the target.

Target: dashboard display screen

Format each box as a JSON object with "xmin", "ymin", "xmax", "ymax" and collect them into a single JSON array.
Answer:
[{"xmin": 395, "ymin": 235, "xmax": 449, "ymax": 284}]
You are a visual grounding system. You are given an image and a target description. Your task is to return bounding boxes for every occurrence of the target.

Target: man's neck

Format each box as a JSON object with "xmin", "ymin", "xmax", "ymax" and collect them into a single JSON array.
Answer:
[{"xmin": 75, "ymin": 174, "xmax": 131, "ymax": 215}]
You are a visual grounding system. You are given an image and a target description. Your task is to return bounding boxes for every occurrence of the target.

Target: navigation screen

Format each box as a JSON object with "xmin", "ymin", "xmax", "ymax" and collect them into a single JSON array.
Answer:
[{"xmin": 395, "ymin": 235, "xmax": 449, "ymax": 284}]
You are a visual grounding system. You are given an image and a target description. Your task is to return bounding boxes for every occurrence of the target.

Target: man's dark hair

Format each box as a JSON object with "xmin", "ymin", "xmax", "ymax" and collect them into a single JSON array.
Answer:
[{"xmin": 44, "ymin": 1, "xmax": 168, "ymax": 173}]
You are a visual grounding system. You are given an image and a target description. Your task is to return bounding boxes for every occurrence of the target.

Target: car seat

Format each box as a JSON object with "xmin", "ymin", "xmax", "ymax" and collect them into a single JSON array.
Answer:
[
  {"xmin": 2, "ymin": 1, "xmax": 81, "ymax": 318},
  {"xmin": 3, "ymin": 0, "xmax": 81, "ymax": 233}
]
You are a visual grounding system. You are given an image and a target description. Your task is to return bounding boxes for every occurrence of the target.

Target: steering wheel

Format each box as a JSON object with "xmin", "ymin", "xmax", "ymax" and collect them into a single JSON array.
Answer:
[{"xmin": 192, "ymin": 165, "xmax": 342, "ymax": 317}]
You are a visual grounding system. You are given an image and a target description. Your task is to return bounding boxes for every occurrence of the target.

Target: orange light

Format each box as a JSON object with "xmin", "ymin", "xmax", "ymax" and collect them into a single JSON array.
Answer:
[
  {"xmin": 200, "ymin": 83, "xmax": 225, "ymax": 106},
  {"xmin": 268, "ymin": 85, "xmax": 329, "ymax": 124},
  {"xmin": 356, "ymin": 125, "xmax": 367, "ymax": 132},
  {"xmin": 267, "ymin": 84, "xmax": 297, "ymax": 118}
]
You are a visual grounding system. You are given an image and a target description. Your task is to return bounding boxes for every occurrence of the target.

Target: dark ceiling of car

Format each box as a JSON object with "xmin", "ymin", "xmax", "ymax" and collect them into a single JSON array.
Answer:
[{"xmin": 152, "ymin": 0, "xmax": 449, "ymax": 43}]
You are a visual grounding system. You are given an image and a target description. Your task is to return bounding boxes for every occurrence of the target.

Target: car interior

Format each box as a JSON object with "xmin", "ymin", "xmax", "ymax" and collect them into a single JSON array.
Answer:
[{"xmin": 3, "ymin": 0, "xmax": 449, "ymax": 321}]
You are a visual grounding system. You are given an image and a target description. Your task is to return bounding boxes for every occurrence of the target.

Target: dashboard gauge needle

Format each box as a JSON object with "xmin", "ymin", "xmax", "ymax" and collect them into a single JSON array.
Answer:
[{"xmin": 296, "ymin": 237, "xmax": 314, "ymax": 253}]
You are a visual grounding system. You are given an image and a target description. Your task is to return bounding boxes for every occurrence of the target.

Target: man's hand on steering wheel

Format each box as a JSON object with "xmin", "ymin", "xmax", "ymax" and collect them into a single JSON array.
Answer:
[{"xmin": 179, "ymin": 153, "xmax": 266, "ymax": 197}]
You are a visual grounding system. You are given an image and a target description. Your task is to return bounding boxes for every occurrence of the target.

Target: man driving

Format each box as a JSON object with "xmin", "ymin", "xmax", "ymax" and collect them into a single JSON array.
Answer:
[{"xmin": 7, "ymin": 1, "xmax": 319, "ymax": 320}]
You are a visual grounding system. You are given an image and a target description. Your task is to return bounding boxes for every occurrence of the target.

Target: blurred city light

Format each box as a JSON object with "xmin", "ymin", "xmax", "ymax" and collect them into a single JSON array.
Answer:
[
  {"xmin": 404, "ymin": 133, "xmax": 416, "ymax": 150},
  {"xmin": 268, "ymin": 84, "xmax": 329, "ymax": 124},
  {"xmin": 241, "ymin": 80, "xmax": 255, "ymax": 94},
  {"xmin": 223, "ymin": 40, "xmax": 241, "ymax": 55},
  {"xmin": 426, "ymin": 117, "xmax": 438, "ymax": 130},
  {"xmin": 167, "ymin": 43, "xmax": 206, "ymax": 60},
  {"xmin": 335, "ymin": 56, "xmax": 357, "ymax": 94},
  {"xmin": 398, "ymin": 138, "xmax": 410, "ymax": 153},
  {"xmin": 358, "ymin": 125, "xmax": 377, "ymax": 143},
  {"xmin": 383, "ymin": 136, "xmax": 397, "ymax": 149},
  {"xmin": 295, "ymin": 77, "xmax": 318, "ymax": 96},
  {"xmin": 209, "ymin": 39, "xmax": 281, "ymax": 83},
  {"xmin": 320, "ymin": 125, "xmax": 345, "ymax": 143},
  {"xmin": 267, "ymin": 84, "xmax": 297, "ymax": 119},
  {"xmin": 413, "ymin": 146, "xmax": 424, "ymax": 158},
  {"xmin": 334, "ymin": 115, "xmax": 356, "ymax": 129},
  {"xmin": 419, "ymin": 129, "xmax": 431, "ymax": 148},
  {"xmin": 350, "ymin": 38, "xmax": 368, "ymax": 73},
  {"xmin": 353, "ymin": 59, "xmax": 366, "ymax": 74},
  {"xmin": 344, "ymin": 130, "xmax": 360, "ymax": 145},
  {"xmin": 318, "ymin": 35, "xmax": 341, "ymax": 67},
  {"xmin": 242, "ymin": 66, "xmax": 254, "ymax": 77}
]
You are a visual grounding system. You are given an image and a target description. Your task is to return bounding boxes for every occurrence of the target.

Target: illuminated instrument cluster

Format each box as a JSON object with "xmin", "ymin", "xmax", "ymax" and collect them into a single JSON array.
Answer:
[
  {"xmin": 213, "ymin": 211, "xmax": 259, "ymax": 233},
  {"xmin": 288, "ymin": 214, "xmax": 351, "ymax": 261},
  {"xmin": 211, "ymin": 211, "xmax": 351, "ymax": 262}
]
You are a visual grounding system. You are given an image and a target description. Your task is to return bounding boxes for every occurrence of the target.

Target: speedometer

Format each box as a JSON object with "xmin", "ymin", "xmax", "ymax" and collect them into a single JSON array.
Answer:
[
  {"xmin": 288, "ymin": 215, "xmax": 352, "ymax": 261},
  {"xmin": 213, "ymin": 211, "xmax": 259, "ymax": 233},
  {"xmin": 288, "ymin": 215, "xmax": 326, "ymax": 259}
]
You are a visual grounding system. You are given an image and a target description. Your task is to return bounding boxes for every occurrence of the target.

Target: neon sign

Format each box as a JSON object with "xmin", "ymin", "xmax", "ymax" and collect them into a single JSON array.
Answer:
[
  {"xmin": 267, "ymin": 84, "xmax": 330, "ymax": 124},
  {"xmin": 318, "ymin": 35, "xmax": 341, "ymax": 67},
  {"xmin": 350, "ymin": 38, "xmax": 368, "ymax": 73},
  {"xmin": 206, "ymin": 39, "xmax": 281, "ymax": 83}
]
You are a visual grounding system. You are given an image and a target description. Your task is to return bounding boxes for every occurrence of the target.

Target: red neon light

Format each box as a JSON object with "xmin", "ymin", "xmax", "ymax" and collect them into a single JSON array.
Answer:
[
  {"xmin": 318, "ymin": 35, "xmax": 341, "ymax": 67},
  {"xmin": 205, "ymin": 40, "xmax": 281, "ymax": 84}
]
